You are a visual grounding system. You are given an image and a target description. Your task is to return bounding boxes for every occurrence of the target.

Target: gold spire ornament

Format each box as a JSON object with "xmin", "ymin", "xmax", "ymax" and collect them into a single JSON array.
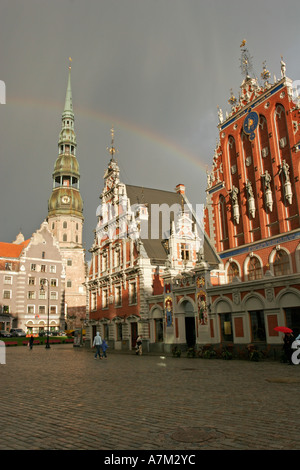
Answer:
[
  {"xmin": 69, "ymin": 57, "xmax": 72, "ymax": 70},
  {"xmin": 107, "ymin": 127, "xmax": 118, "ymax": 159}
]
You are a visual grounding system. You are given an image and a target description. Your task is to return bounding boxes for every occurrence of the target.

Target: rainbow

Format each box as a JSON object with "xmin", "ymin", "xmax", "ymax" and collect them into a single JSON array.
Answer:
[{"xmin": 6, "ymin": 96, "xmax": 209, "ymax": 174}]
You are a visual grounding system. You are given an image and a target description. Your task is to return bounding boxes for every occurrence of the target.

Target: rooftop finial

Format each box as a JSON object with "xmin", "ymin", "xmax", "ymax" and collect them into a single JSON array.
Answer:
[
  {"xmin": 240, "ymin": 39, "xmax": 255, "ymax": 80},
  {"xmin": 280, "ymin": 55, "xmax": 286, "ymax": 78},
  {"xmin": 261, "ymin": 60, "xmax": 270, "ymax": 83},
  {"xmin": 69, "ymin": 57, "xmax": 72, "ymax": 70},
  {"xmin": 107, "ymin": 127, "xmax": 118, "ymax": 160}
]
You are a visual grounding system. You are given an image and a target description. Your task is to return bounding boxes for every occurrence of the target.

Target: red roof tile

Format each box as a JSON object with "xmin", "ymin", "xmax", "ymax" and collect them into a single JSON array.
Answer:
[{"xmin": 0, "ymin": 240, "xmax": 30, "ymax": 259}]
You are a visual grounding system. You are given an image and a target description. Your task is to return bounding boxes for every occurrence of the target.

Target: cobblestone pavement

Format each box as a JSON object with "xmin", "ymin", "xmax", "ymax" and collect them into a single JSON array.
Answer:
[{"xmin": 1, "ymin": 344, "xmax": 300, "ymax": 451}]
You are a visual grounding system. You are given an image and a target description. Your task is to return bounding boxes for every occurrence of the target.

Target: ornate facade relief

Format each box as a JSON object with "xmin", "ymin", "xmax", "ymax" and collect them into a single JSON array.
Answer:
[
  {"xmin": 246, "ymin": 180, "xmax": 256, "ymax": 218},
  {"xmin": 261, "ymin": 170, "xmax": 273, "ymax": 212},
  {"xmin": 279, "ymin": 159, "xmax": 293, "ymax": 204},
  {"xmin": 230, "ymin": 185, "xmax": 240, "ymax": 224}
]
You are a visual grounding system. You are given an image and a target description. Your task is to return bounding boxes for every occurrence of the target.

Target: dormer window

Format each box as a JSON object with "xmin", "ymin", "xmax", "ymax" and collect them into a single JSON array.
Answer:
[{"xmin": 181, "ymin": 243, "xmax": 190, "ymax": 261}]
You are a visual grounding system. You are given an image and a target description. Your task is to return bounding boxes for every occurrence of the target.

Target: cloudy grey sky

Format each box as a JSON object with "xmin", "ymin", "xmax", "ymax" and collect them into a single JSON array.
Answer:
[{"xmin": 1, "ymin": 0, "xmax": 300, "ymax": 256}]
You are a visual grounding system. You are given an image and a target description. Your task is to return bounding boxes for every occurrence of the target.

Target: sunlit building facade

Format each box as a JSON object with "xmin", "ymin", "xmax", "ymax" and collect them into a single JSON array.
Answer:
[{"xmin": 204, "ymin": 46, "xmax": 300, "ymax": 354}]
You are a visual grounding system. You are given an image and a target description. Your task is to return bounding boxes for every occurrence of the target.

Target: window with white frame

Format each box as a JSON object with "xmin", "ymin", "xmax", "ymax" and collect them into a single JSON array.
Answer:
[
  {"xmin": 28, "ymin": 277, "xmax": 35, "ymax": 285},
  {"xmin": 102, "ymin": 252, "xmax": 108, "ymax": 272},
  {"xmin": 116, "ymin": 322, "xmax": 122, "ymax": 341},
  {"xmin": 50, "ymin": 265, "xmax": 56, "ymax": 273},
  {"xmin": 91, "ymin": 291, "xmax": 97, "ymax": 310},
  {"xmin": 180, "ymin": 243, "xmax": 190, "ymax": 261},
  {"xmin": 273, "ymin": 249, "xmax": 291, "ymax": 276},
  {"xmin": 115, "ymin": 285, "xmax": 122, "ymax": 306},
  {"xmin": 39, "ymin": 290, "xmax": 46, "ymax": 299},
  {"xmin": 129, "ymin": 281, "xmax": 137, "ymax": 304},
  {"xmin": 50, "ymin": 306, "xmax": 57, "ymax": 315},
  {"xmin": 3, "ymin": 290, "xmax": 11, "ymax": 299},
  {"xmin": 248, "ymin": 257, "xmax": 262, "ymax": 281},
  {"xmin": 50, "ymin": 291, "xmax": 58, "ymax": 300},
  {"xmin": 4, "ymin": 276, "xmax": 12, "ymax": 284},
  {"xmin": 102, "ymin": 289, "xmax": 108, "ymax": 309},
  {"xmin": 50, "ymin": 278, "xmax": 58, "ymax": 287},
  {"xmin": 114, "ymin": 246, "xmax": 121, "ymax": 267},
  {"xmin": 31, "ymin": 264, "xmax": 36, "ymax": 271},
  {"xmin": 28, "ymin": 291, "xmax": 36, "ymax": 299},
  {"xmin": 27, "ymin": 305, "xmax": 35, "ymax": 314},
  {"xmin": 39, "ymin": 305, "xmax": 46, "ymax": 315}
]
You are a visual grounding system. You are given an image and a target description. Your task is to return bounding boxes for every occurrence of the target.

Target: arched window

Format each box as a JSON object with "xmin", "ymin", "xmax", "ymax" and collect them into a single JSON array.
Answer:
[
  {"xmin": 273, "ymin": 249, "xmax": 291, "ymax": 276},
  {"xmin": 248, "ymin": 257, "xmax": 262, "ymax": 281},
  {"xmin": 63, "ymin": 221, "xmax": 67, "ymax": 229},
  {"xmin": 228, "ymin": 262, "xmax": 239, "ymax": 282},
  {"xmin": 63, "ymin": 234, "xmax": 67, "ymax": 242}
]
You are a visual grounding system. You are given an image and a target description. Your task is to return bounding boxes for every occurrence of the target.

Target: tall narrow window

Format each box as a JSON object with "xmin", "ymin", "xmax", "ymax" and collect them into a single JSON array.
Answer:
[
  {"xmin": 102, "ymin": 290, "xmax": 108, "ymax": 309},
  {"xmin": 129, "ymin": 282, "xmax": 137, "ymax": 304},
  {"xmin": 115, "ymin": 285, "xmax": 121, "ymax": 306},
  {"xmin": 249, "ymin": 311, "xmax": 266, "ymax": 342}
]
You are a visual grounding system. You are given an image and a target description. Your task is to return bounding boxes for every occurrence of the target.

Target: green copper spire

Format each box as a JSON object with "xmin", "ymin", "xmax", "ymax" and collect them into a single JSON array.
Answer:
[
  {"xmin": 48, "ymin": 60, "xmax": 83, "ymax": 220},
  {"xmin": 63, "ymin": 59, "xmax": 73, "ymax": 117}
]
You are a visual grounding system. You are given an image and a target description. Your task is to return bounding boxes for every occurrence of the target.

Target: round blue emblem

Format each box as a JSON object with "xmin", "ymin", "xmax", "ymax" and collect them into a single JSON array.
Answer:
[{"xmin": 243, "ymin": 110, "xmax": 259, "ymax": 141}]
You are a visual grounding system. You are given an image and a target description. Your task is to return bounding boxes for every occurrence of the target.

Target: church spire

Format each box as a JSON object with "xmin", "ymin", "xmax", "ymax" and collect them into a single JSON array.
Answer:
[
  {"xmin": 48, "ymin": 61, "xmax": 83, "ymax": 223},
  {"xmin": 63, "ymin": 58, "xmax": 73, "ymax": 117}
]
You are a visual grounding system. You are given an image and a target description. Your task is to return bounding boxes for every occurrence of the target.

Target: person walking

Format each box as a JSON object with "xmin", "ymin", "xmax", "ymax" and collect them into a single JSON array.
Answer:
[
  {"xmin": 29, "ymin": 335, "xmax": 34, "ymax": 350},
  {"xmin": 136, "ymin": 335, "xmax": 142, "ymax": 356},
  {"xmin": 101, "ymin": 339, "xmax": 108, "ymax": 358},
  {"xmin": 93, "ymin": 332, "xmax": 103, "ymax": 359},
  {"xmin": 283, "ymin": 332, "xmax": 294, "ymax": 364}
]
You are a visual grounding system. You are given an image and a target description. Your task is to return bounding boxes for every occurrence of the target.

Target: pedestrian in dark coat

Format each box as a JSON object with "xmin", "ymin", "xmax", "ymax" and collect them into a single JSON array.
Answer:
[
  {"xmin": 101, "ymin": 339, "xmax": 108, "ymax": 358},
  {"xmin": 283, "ymin": 332, "xmax": 294, "ymax": 364}
]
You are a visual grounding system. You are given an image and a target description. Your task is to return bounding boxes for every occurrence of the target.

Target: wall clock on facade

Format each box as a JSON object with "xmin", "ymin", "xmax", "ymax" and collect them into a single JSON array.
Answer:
[
  {"xmin": 243, "ymin": 108, "xmax": 259, "ymax": 141},
  {"xmin": 61, "ymin": 195, "xmax": 70, "ymax": 204}
]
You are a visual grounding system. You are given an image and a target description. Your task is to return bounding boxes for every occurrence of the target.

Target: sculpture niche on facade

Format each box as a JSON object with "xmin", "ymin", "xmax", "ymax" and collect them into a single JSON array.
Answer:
[
  {"xmin": 246, "ymin": 180, "xmax": 256, "ymax": 218},
  {"xmin": 279, "ymin": 159, "xmax": 293, "ymax": 205},
  {"xmin": 261, "ymin": 170, "xmax": 273, "ymax": 212},
  {"xmin": 230, "ymin": 185, "xmax": 240, "ymax": 224}
]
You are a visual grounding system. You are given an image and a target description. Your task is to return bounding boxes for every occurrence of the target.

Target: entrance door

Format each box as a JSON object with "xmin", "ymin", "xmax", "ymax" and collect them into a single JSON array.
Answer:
[
  {"xmin": 185, "ymin": 317, "xmax": 196, "ymax": 347},
  {"xmin": 285, "ymin": 307, "xmax": 300, "ymax": 338},
  {"xmin": 131, "ymin": 322, "xmax": 137, "ymax": 348}
]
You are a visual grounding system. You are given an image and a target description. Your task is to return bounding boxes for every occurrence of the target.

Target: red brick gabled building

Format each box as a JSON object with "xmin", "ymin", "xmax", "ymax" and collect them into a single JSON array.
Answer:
[
  {"xmin": 204, "ymin": 45, "xmax": 300, "ymax": 353},
  {"xmin": 85, "ymin": 131, "xmax": 221, "ymax": 352}
]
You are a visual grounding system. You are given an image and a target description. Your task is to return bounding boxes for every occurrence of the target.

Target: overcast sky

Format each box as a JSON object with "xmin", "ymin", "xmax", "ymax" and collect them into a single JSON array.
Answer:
[{"xmin": 1, "ymin": 0, "xmax": 300, "ymax": 257}]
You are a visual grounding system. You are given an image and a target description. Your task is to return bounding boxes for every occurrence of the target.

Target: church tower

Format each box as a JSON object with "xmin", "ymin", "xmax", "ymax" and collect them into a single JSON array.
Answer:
[{"xmin": 47, "ymin": 61, "xmax": 86, "ymax": 329}]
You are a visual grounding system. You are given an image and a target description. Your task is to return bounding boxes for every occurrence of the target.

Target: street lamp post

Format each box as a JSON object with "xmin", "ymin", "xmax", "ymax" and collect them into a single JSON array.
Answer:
[{"xmin": 41, "ymin": 279, "xmax": 50, "ymax": 349}]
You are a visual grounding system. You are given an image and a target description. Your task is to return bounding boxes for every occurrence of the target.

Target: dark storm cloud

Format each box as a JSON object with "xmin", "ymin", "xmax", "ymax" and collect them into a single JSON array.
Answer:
[{"xmin": 0, "ymin": 0, "xmax": 300, "ymax": 254}]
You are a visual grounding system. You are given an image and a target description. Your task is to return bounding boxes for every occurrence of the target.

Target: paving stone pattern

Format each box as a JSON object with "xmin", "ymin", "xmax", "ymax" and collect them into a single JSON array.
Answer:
[{"xmin": 1, "ymin": 345, "xmax": 300, "ymax": 450}]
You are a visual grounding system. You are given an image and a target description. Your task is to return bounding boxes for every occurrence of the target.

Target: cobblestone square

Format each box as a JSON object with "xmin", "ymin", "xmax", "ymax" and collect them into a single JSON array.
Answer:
[{"xmin": 1, "ymin": 344, "xmax": 299, "ymax": 451}]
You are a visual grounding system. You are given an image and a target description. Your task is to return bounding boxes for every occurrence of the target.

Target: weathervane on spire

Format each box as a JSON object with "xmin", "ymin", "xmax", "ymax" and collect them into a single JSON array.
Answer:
[
  {"xmin": 240, "ymin": 39, "xmax": 254, "ymax": 80},
  {"xmin": 107, "ymin": 127, "xmax": 118, "ymax": 160},
  {"xmin": 69, "ymin": 57, "xmax": 72, "ymax": 70}
]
